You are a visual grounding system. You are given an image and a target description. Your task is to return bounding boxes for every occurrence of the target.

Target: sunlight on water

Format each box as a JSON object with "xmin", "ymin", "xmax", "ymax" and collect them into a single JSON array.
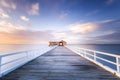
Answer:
[
  {"xmin": 0, "ymin": 44, "xmax": 48, "ymax": 54},
  {"xmin": 0, "ymin": 44, "xmax": 120, "ymax": 55}
]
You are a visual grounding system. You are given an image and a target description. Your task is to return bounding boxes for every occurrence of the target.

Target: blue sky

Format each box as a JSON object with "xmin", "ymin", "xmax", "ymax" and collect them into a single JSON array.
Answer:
[{"xmin": 0, "ymin": 0, "xmax": 120, "ymax": 44}]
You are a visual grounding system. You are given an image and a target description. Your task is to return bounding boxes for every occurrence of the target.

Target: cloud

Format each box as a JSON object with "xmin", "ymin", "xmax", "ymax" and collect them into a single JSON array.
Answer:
[
  {"xmin": 51, "ymin": 19, "xmax": 120, "ymax": 44},
  {"xmin": 105, "ymin": 0, "xmax": 115, "ymax": 5},
  {"xmin": 90, "ymin": 31, "xmax": 120, "ymax": 44},
  {"xmin": 94, "ymin": 19, "xmax": 120, "ymax": 32},
  {"xmin": 0, "ymin": 0, "xmax": 16, "ymax": 10},
  {"xmin": 69, "ymin": 23, "xmax": 98, "ymax": 34},
  {"xmin": 52, "ymin": 31, "xmax": 67, "ymax": 40},
  {"xmin": 0, "ymin": 30, "xmax": 54, "ymax": 44},
  {"xmin": 0, "ymin": 20, "xmax": 54, "ymax": 44},
  {"xmin": 59, "ymin": 12, "xmax": 68, "ymax": 20},
  {"xmin": 98, "ymin": 19, "xmax": 120, "ymax": 24},
  {"xmin": 20, "ymin": 16, "xmax": 30, "ymax": 21},
  {"xmin": 0, "ymin": 16, "xmax": 119, "ymax": 44},
  {"xmin": 0, "ymin": 20, "xmax": 25, "ymax": 33},
  {"xmin": 75, "ymin": 19, "xmax": 120, "ymax": 44},
  {"xmin": 62, "ymin": 19, "xmax": 120, "ymax": 44},
  {"xmin": 0, "ymin": 8, "xmax": 9, "ymax": 18},
  {"xmin": 27, "ymin": 3, "xmax": 39, "ymax": 15},
  {"xmin": 86, "ymin": 10, "xmax": 99, "ymax": 16},
  {"xmin": 51, "ymin": 30, "xmax": 85, "ymax": 44}
]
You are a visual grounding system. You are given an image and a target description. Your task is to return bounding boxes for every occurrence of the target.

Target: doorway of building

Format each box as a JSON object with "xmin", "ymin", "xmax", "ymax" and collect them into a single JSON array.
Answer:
[{"xmin": 59, "ymin": 42, "xmax": 63, "ymax": 46}]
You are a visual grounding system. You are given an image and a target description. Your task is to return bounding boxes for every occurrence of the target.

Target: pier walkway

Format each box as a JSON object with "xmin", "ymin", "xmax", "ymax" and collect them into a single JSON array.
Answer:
[{"xmin": 1, "ymin": 46, "xmax": 119, "ymax": 80}]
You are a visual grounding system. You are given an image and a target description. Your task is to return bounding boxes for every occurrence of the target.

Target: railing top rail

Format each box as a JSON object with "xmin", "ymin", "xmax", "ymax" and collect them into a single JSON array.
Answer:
[
  {"xmin": 79, "ymin": 48, "xmax": 120, "ymax": 58},
  {"xmin": 68, "ymin": 46, "xmax": 120, "ymax": 58}
]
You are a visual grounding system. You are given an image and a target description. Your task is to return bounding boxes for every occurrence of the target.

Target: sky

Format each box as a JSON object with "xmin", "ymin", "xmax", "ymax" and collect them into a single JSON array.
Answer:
[{"xmin": 0, "ymin": 0, "xmax": 120, "ymax": 44}]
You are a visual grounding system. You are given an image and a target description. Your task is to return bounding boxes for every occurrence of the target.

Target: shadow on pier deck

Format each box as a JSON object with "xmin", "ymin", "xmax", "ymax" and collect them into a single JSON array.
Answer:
[{"xmin": 1, "ymin": 46, "xmax": 119, "ymax": 80}]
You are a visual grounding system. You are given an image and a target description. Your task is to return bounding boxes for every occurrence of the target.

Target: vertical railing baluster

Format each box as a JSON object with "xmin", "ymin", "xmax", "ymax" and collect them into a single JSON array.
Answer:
[
  {"xmin": 94, "ymin": 51, "xmax": 96, "ymax": 61},
  {"xmin": 67, "ymin": 46, "xmax": 120, "ymax": 77},
  {"xmin": 116, "ymin": 57, "xmax": 119, "ymax": 73},
  {"xmin": 84, "ymin": 50, "xmax": 86, "ymax": 57}
]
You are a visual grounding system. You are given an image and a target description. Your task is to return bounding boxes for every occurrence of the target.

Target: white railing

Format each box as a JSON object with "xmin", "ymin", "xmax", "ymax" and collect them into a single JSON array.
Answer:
[
  {"xmin": 0, "ymin": 46, "xmax": 56, "ymax": 77},
  {"xmin": 67, "ymin": 46, "xmax": 120, "ymax": 77}
]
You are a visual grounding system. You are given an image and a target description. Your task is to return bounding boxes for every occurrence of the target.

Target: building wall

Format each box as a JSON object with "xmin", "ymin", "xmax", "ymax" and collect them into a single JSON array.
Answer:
[{"xmin": 49, "ymin": 41, "xmax": 67, "ymax": 46}]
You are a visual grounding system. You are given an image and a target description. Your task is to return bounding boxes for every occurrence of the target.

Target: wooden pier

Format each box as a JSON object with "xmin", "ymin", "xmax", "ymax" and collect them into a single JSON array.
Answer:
[{"xmin": 0, "ymin": 46, "xmax": 119, "ymax": 80}]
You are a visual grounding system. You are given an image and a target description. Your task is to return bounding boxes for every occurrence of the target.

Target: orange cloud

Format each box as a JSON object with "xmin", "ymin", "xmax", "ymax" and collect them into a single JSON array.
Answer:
[
  {"xmin": 0, "ymin": 20, "xmax": 25, "ymax": 33},
  {"xmin": 0, "ymin": 30, "xmax": 54, "ymax": 44},
  {"xmin": 0, "ymin": 20, "xmax": 54, "ymax": 44}
]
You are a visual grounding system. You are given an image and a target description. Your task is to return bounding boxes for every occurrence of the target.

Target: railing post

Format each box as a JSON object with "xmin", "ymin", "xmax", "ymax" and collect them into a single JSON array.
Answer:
[
  {"xmin": 0, "ymin": 56, "xmax": 2, "ymax": 77},
  {"xmin": 116, "ymin": 57, "xmax": 120, "ymax": 73},
  {"xmin": 94, "ymin": 51, "xmax": 96, "ymax": 61},
  {"xmin": 84, "ymin": 50, "xmax": 86, "ymax": 57}
]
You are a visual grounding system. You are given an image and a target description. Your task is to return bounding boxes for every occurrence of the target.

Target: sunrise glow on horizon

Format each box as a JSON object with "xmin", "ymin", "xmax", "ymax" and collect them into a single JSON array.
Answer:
[{"xmin": 0, "ymin": 0, "xmax": 120, "ymax": 44}]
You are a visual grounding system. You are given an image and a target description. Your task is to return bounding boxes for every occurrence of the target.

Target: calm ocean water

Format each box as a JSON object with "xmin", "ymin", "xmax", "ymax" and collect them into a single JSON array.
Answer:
[
  {"xmin": 69, "ymin": 44, "xmax": 120, "ymax": 55},
  {"xmin": 0, "ymin": 44, "xmax": 48, "ymax": 54},
  {"xmin": 0, "ymin": 44, "xmax": 119, "ymax": 70},
  {"xmin": 0, "ymin": 44, "xmax": 120, "ymax": 55},
  {"xmin": 68, "ymin": 44, "xmax": 120, "ymax": 70}
]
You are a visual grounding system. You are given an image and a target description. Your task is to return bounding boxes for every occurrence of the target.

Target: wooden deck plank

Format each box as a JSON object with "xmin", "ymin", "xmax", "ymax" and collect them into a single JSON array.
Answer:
[{"xmin": 0, "ymin": 46, "xmax": 119, "ymax": 80}]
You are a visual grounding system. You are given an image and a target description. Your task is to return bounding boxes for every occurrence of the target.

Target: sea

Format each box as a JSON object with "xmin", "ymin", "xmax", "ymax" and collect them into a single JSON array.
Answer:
[
  {"xmin": 68, "ymin": 44, "xmax": 120, "ymax": 55},
  {"xmin": 0, "ymin": 44, "xmax": 49, "ymax": 54},
  {"xmin": 0, "ymin": 44, "xmax": 119, "ymax": 55},
  {"xmin": 68, "ymin": 44, "xmax": 120, "ymax": 70},
  {"xmin": 0, "ymin": 44, "xmax": 119, "ymax": 70}
]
